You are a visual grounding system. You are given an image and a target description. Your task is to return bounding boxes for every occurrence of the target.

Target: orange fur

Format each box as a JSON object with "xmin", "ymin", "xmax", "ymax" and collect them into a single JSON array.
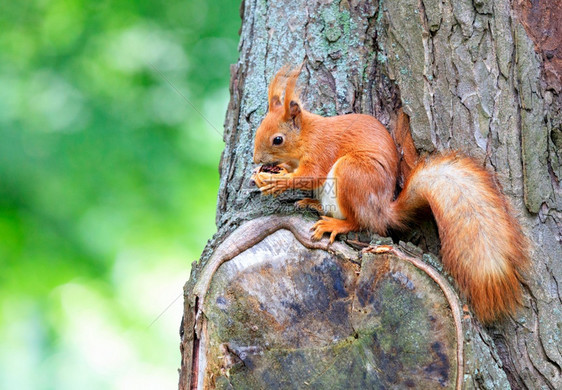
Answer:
[
  {"xmin": 390, "ymin": 153, "xmax": 529, "ymax": 323},
  {"xmin": 392, "ymin": 108, "xmax": 419, "ymax": 185},
  {"xmin": 253, "ymin": 66, "xmax": 530, "ymax": 324},
  {"xmin": 268, "ymin": 64, "xmax": 290, "ymax": 109}
]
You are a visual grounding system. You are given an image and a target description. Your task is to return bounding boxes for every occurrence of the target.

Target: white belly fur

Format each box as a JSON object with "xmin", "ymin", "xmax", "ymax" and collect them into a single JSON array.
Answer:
[{"xmin": 317, "ymin": 162, "xmax": 345, "ymax": 219}]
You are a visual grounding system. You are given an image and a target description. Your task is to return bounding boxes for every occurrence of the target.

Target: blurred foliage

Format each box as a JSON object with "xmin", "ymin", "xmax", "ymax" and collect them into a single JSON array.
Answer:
[{"xmin": 0, "ymin": 0, "xmax": 240, "ymax": 388}]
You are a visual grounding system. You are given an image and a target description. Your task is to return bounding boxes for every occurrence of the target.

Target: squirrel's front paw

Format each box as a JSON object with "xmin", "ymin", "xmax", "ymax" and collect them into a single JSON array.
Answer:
[
  {"xmin": 259, "ymin": 173, "xmax": 293, "ymax": 196},
  {"xmin": 251, "ymin": 165, "xmax": 289, "ymax": 189}
]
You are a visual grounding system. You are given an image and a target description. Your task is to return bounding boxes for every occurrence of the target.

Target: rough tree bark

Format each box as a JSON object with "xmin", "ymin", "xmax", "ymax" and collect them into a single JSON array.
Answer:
[{"xmin": 179, "ymin": 0, "xmax": 562, "ymax": 389}]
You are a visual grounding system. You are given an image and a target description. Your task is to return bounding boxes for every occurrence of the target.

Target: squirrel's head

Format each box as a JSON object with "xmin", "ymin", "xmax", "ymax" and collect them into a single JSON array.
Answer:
[{"xmin": 253, "ymin": 66, "xmax": 303, "ymax": 169}]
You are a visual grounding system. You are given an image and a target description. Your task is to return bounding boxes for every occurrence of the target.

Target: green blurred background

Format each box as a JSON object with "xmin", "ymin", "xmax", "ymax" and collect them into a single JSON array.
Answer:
[{"xmin": 0, "ymin": 1, "xmax": 239, "ymax": 388}]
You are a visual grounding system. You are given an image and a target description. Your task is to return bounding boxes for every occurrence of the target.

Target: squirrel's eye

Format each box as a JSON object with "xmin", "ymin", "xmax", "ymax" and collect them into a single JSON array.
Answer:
[{"xmin": 272, "ymin": 136, "xmax": 284, "ymax": 146}]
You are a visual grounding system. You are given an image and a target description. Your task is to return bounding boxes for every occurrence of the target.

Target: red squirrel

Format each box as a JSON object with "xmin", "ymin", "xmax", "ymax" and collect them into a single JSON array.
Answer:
[{"xmin": 252, "ymin": 66, "xmax": 529, "ymax": 324}]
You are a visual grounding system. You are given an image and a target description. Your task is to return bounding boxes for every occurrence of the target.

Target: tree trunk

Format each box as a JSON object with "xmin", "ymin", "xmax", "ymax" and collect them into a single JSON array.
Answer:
[{"xmin": 179, "ymin": 0, "xmax": 562, "ymax": 389}]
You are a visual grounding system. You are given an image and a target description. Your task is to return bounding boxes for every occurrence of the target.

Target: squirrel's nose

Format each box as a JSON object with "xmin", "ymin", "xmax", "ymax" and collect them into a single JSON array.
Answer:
[{"xmin": 253, "ymin": 152, "xmax": 262, "ymax": 165}]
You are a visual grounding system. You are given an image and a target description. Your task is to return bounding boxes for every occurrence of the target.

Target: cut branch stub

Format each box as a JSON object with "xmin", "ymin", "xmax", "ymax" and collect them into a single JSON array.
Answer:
[{"xmin": 182, "ymin": 216, "xmax": 468, "ymax": 389}]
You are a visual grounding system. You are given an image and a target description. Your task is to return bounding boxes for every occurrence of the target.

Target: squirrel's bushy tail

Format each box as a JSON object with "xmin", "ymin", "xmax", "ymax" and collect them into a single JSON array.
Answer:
[{"xmin": 390, "ymin": 153, "xmax": 529, "ymax": 323}]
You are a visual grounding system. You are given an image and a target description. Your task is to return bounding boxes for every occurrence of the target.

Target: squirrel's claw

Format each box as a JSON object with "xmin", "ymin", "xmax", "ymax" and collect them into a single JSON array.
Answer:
[
  {"xmin": 311, "ymin": 216, "xmax": 355, "ymax": 244},
  {"xmin": 311, "ymin": 216, "xmax": 331, "ymax": 242},
  {"xmin": 260, "ymin": 182, "xmax": 285, "ymax": 196},
  {"xmin": 257, "ymin": 173, "xmax": 293, "ymax": 196},
  {"xmin": 259, "ymin": 184, "xmax": 276, "ymax": 194}
]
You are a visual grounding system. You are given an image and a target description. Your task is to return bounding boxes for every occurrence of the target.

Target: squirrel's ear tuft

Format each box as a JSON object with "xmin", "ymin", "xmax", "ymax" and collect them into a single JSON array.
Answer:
[
  {"xmin": 283, "ymin": 66, "xmax": 302, "ymax": 116},
  {"xmin": 268, "ymin": 65, "xmax": 290, "ymax": 111},
  {"xmin": 266, "ymin": 63, "xmax": 305, "ymax": 125}
]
